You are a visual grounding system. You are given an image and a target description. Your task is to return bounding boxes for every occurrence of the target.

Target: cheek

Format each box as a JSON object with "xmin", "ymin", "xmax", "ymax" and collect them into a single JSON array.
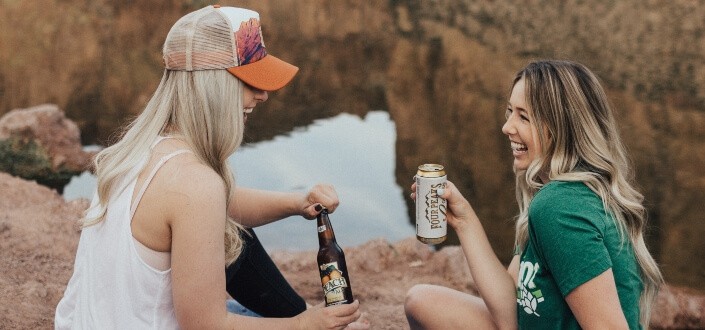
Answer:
[
  {"xmin": 242, "ymin": 88, "xmax": 254, "ymax": 103},
  {"xmin": 529, "ymin": 130, "xmax": 543, "ymax": 156}
]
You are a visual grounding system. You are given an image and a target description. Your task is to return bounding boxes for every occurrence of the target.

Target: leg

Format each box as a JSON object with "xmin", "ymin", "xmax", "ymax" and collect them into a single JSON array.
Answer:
[
  {"xmin": 225, "ymin": 228, "xmax": 306, "ymax": 317},
  {"xmin": 405, "ymin": 284, "xmax": 497, "ymax": 330},
  {"xmin": 225, "ymin": 299, "xmax": 261, "ymax": 317}
]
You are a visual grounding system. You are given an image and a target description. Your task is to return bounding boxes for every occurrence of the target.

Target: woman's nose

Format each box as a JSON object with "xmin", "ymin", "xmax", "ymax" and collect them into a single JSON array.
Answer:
[{"xmin": 502, "ymin": 117, "xmax": 515, "ymax": 135}]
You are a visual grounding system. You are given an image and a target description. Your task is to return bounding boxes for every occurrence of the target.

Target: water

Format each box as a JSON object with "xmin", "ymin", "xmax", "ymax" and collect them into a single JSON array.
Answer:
[
  {"xmin": 63, "ymin": 111, "xmax": 413, "ymax": 251},
  {"xmin": 61, "ymin": 109, "xmax": 705, "ymax": 293}
]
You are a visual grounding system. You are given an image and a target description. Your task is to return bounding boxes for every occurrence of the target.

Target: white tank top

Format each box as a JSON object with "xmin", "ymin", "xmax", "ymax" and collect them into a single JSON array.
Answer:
[{"xmin": 55, "ymin": 137, "xmax": 191, "ymax": 329}]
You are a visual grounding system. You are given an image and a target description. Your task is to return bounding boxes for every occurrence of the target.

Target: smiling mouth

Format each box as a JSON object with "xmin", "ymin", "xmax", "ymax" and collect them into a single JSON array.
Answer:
[{"xmin": 511, "ymin": 141, "xmax": 528, "ymax": 154}]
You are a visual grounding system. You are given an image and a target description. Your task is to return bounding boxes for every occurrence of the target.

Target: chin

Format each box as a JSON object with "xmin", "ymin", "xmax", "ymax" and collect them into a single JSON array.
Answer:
[{"xmin": 513, "ymin": 161, "xmax": 530, "ymax": 171}]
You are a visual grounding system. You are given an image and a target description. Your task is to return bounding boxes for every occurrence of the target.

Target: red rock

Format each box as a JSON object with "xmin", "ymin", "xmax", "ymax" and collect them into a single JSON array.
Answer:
[
  {"xmin": 0, "ymin": 104, "xmax": 94, "ymax": 173},
  {"xmin": 651, "ymin": 284, "xmax": 705, "ymax": 329}
]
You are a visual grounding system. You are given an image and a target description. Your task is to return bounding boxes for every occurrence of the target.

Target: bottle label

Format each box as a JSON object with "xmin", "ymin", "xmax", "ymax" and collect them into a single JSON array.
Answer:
[
  {"xmin": 317, "ymin": 225, "xmax": 326, "ymax": 233},
  {"xmin": 319, "ymin": 262, "xmax": 348, "ymax": 304}
]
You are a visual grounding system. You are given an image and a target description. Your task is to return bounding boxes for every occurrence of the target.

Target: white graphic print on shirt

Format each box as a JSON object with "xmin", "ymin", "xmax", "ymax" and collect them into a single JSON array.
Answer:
[{"xmin": 517, "ymin": 261, "xmax": 545, "ymax": 316}]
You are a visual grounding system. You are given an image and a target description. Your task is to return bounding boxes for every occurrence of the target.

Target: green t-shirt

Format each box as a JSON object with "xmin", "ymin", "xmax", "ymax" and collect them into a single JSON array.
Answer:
[{"xmin": 516, "ymin": 181, "xmax": 643, "ymax": 329}]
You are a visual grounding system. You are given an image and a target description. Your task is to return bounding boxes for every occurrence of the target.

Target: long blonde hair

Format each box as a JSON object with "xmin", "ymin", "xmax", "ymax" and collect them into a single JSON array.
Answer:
[
  {"xmin": 83, "ymin": 69, "xmax": 245, "ymax": 265},
  {"xmin": 512, "ymin": 60, "xmax": 663, "ymax": 327}
]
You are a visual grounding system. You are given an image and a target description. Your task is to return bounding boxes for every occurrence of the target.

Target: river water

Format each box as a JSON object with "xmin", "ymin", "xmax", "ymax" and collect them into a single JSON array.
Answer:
[{"xmin": 63, "ymin": 111, "xmax": 413, "ymax": 252}]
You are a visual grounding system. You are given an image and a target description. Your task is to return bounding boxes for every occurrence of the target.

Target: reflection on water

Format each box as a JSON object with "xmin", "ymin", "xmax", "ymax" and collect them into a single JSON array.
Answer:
[
  {"xmin": 63, "ymin": 111, "xmax": 412, "ymax": 251},
  {"xmin": 61, "ymin": 109, "xmax": 705, "ymax": 293}
]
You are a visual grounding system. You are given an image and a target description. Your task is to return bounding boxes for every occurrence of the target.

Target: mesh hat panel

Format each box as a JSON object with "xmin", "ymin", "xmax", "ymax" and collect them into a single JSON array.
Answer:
[{"xmin": 163, "ymin": 7, "xmax": 237, "ymax": 71}]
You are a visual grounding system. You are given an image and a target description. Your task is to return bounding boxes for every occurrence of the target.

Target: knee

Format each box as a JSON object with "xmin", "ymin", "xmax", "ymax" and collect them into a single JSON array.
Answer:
[{"xmin": 404, "ymin": 284, "xmax": 435, "ymax": 318}]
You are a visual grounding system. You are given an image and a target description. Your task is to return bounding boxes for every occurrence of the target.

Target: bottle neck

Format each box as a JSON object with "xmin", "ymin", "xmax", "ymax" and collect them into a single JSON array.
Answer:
[{"xmin": 317, "ymin": 210, "xmax": 337, "ymax": 246}]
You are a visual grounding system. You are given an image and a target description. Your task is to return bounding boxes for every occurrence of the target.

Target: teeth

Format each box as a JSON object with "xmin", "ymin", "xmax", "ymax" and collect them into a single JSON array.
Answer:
[
  {"xmin": 244, "ymin": 108, "xmax": 253, "ymax": 114},
  {"xmin": 511, "ymin": 142, "xmax": 527, "ymax": 151}
]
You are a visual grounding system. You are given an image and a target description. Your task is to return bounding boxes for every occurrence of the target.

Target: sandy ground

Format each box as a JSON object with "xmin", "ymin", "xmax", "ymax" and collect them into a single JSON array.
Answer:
[
  {"xmin": 1, "ymin": 172, "xmax": 703, "ymax": 329},
  {"xmin": 0, "ymin": 172, "xmax": 472, "ymax": 329}
]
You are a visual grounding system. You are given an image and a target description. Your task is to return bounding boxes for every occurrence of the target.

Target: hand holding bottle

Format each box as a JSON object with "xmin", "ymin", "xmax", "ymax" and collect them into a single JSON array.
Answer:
[
  {"xmin": 299, "ymin": 184, "xmax": 339, "ymax": 219},
  {"xmin": 293, "ymin": 301, "xmax": 363, "ymax": 330}
]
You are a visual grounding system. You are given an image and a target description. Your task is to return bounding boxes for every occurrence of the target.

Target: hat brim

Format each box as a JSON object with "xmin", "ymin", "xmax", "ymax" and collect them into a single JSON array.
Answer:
[{"xmin": 226, "ymin": 55, "xmax": 299, "ymax": 92}]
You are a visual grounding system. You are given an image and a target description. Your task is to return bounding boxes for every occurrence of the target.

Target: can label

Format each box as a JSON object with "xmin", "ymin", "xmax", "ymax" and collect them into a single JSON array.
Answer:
[
  {"xmin": 319, "ymin": 262, "xmax": 349, "ymax": 305},
  {"xmin": 416, "ymin": 164, "xmax": 447, "ymax": 240}
]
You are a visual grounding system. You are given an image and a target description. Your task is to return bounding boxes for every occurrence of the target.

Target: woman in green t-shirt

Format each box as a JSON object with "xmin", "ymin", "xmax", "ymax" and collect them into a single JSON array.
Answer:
[{"xmin": 405, "ymin": 60, "xmax": 663, "ymax": 329}]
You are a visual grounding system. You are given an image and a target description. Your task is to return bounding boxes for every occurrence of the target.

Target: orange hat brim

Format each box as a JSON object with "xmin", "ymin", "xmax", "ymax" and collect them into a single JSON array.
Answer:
[{"xmin": 227, "ymin": 55, "xmax": 299, "ymax": 92}]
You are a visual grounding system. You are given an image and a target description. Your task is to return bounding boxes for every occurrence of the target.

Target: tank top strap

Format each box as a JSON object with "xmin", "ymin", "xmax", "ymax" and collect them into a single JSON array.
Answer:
[
  {"xmin": 151, "ymin": 135, "xmax": 177, "ymax": 149},
  {"xmin": 130, "ymin": 149, "xmax": 193, "ymax": 220}
]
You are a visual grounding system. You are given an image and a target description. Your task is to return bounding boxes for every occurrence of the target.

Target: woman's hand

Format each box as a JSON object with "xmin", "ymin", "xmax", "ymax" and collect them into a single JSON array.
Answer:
[
  {"xmin": 300, "ymin": 183, "xmax": 340, "ymax": 219},
  {"xmin": 411, "ymin": 180, "xmax": 478, "ymax": 232},
  {"xmin": 229, "ymin": 185, "xmax": 339, "ymax": 226},
  {"xmin": 295, "ymin": 301, "xmax": 363, "ymax": 330},
  {"xmin": 410, "ymin": 179, "xmax": 519, "ymax": 329}
]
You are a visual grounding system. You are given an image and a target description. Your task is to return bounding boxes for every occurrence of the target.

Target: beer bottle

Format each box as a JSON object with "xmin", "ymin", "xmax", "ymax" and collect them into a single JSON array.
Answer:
[{"xmin": 316, "ymin": 209, "xmax": 354, "ymax": 306}]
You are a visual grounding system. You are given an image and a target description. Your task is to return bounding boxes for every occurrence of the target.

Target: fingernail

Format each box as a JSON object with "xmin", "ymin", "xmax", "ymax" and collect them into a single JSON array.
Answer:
[
  {"xmin": 314, "ymin": 204, "xmax": 323, "ymax": 212},
  {"xmin": 437, "ymin": 188, "xmax": 445, "ymax": 196}
]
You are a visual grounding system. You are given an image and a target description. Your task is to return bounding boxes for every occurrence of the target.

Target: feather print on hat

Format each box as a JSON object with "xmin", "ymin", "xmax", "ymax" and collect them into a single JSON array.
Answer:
[{"xmin": 236, "ymin": 18, "xmax": 267, "ymax": 65}]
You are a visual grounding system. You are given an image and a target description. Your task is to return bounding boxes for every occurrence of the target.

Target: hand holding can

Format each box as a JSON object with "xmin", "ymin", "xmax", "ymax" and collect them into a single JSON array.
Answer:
[{"xmin": 415, "ymin": 164, "xmax": 447, "ymax": 244}]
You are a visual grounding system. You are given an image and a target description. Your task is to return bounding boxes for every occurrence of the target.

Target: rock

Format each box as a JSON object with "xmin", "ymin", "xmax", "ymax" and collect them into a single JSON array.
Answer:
[
  {"xmin": 346, "ymin": 238, "xmax": 401, "ymax": 273},
  {"xmin": 0, "ymin": 172, "xmax": 86, "ymax": 329},
  {"xmin": 0, "ymin": 104, "xmax": 96, "ymax": 192},
  {"xmin": 651, "ymin": 284, "xmax": 705, "ymax": 329}
]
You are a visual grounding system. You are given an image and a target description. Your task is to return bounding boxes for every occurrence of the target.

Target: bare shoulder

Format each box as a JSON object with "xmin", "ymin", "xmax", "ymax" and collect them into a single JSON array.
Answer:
[
  {"xmin": 152, "ymin": 154, "xmax": 227, "ymax": 221},
  {"xmin": 164, "ymin": 154, "xmax": 224, "ymax": 192}
]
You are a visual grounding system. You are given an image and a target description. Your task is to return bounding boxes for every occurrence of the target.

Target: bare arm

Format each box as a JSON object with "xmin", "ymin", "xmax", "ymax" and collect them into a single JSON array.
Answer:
[
  {"xmin": 167, "ymin": 166, "xmax": 359, "ymax": 329},
  {"xmin": 228, "ymin": 185, "xmax": 339, "ymax": 228},
  {"xmin": 507, "ymin": 254, "xmax": 520, "ymax": 286},
  {"xmin": 169, "ymin": 164, "xmax": 293, "ymax": 328},
  {"xmin": 565, "ymin": 269, "xmax": 629, "ymax": 329},
  {"xmin": 427, "ymin": 181, "xmax": 518, "ymax": 330},
  {"xmin": 454, "ymin": 212, "xmax": 518, "ymax": 329}
]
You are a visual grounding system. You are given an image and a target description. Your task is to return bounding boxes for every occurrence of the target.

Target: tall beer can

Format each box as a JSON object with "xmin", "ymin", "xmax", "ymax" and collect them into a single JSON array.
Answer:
[{"xmin": 415, "ymin": 164, "xmax": 447, "ymax": 244}]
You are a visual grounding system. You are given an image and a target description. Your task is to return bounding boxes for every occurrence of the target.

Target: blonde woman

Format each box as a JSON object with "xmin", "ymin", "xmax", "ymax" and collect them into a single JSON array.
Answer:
[
  {"xmin": 405, "ymin": 60, "xmax": 663, "ymax": 329},
  {"xmin": 55, "ymin": 6, "xmax": 363, "ymax": 330}
]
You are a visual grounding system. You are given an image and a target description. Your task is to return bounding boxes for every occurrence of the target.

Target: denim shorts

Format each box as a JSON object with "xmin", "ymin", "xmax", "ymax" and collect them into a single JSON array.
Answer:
[{"xmin": 226, "ymin": 299, "xmax": 261, "ymax": 317}]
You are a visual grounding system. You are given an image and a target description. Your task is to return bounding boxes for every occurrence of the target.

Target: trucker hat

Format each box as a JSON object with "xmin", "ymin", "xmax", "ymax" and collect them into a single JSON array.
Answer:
[{"xmin": 162, "ymin": 5, "xmax": 298, "ymax": 91}]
